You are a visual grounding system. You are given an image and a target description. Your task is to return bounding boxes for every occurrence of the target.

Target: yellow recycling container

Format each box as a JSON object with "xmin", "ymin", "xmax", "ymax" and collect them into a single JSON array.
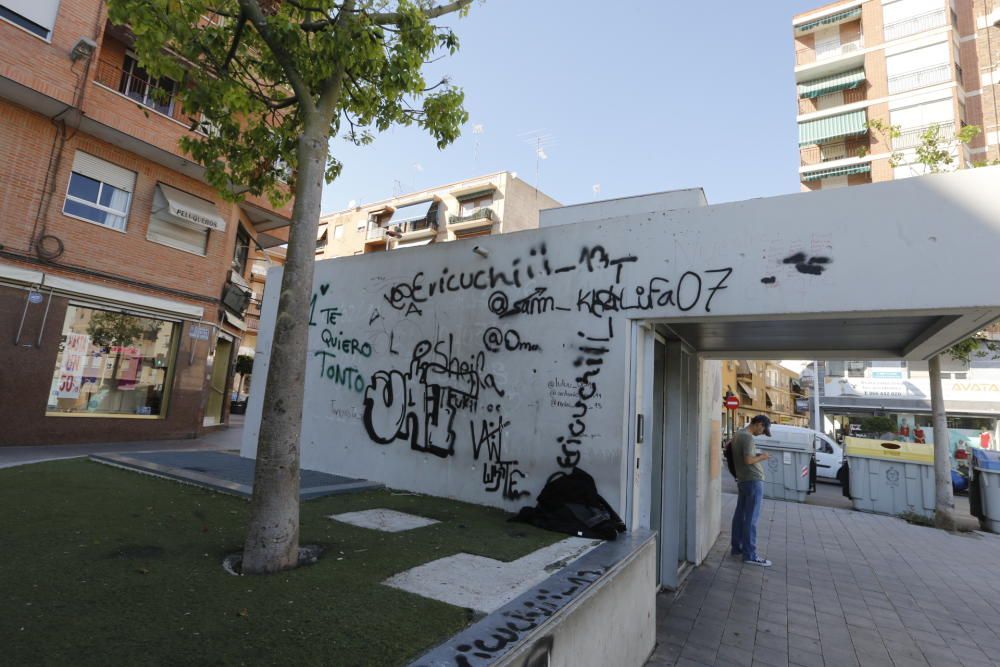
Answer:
[
  {"xmin": 843, "ymin": 437, "xmax": 934, "ymax": 464},
  {"xmin": 844, "ymin": 436, "xmax": 935, "ymax": 518}
]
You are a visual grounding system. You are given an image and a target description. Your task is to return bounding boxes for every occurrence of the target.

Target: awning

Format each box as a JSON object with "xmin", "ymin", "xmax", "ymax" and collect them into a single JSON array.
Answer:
[
  {"xmin": 798, "ymin": 69, "xmax": 865, "ymax": 99},
  {"xmin": 737, "ymin": 381, "xmax": 755, "ymax": 400},
  {"xmin": 223, "ymin": 310, "xmax": 247, "ymax": 332},
  {"xmin": 801, "ymin": 163, "xmax": 871, "ymax": 181},
  {"xmin": 798, "ymin": 110, "xmax": 867, "ymax": 146},
  {"xmin": 796, "ymin": 6, "xmax": 861, "ymax": 32},
  {"xmin": 156, "ymin": 183, "xmax": 227, "ymax": 231},
  {"xmin": 316, "ymin": 224, "xmax": 328, "ymax": 241},
  {"xmin": 388, "ymin": 200, "xmax": 435, "ymax": 224},
  {"xmin": 455, "ymin": 188, "xmax": 495, "ymax": 201},
  {"xmin": 394, "ymin": 237, "xmax": 433, "ymax": 249}
]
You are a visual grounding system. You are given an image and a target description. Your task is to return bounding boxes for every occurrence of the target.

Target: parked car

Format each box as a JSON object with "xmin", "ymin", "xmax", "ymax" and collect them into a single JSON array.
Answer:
[{"xmin": 760, "ymin": 424, "xmax": 843, "ymax": 482}]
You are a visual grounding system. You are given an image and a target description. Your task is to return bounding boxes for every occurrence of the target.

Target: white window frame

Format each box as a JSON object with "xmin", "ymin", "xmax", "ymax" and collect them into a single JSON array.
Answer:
[
  {"xmin": 0, "ymin": 0, "xmax": 61, "ymax": 42},
  {"xmin": 333, "ymin": 224, "xmax": 344, "ymax": 239},
  {"xmin": 121, "ymin": 52, "xmax": 177, "ymax": 117},
  {"xmin": 61, "ymin": 153, "xmax": 136, "ymax": 233}
]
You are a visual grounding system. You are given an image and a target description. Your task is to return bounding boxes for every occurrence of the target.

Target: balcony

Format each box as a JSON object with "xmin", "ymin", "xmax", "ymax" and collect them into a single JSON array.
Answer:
[
  {"xmin": 800, "ymin": 137, "xmax": 870, "ymax": 166},
  {"xmin": 887, "ymin": 63, "xmax": 952, "ymax": 95},
  {"xmin": 387, "ymin": 216, "xmax": 438, "ymax": 239},
  {"xmin": 245, "ymin": 299, "xmax": 262, "ymax": 333},
  {"xmin": 883, "ymin": 9, "xmax": 946, "ymax": 42},
  {"xmin": 892, "ymin": 122, "xmax": 955, "ymax": 151},
  {"xmin": 796, "ymin": 38, "xmax": 863, "ymax": 66},
  {"xmin": 365, "ymin": 226, "xmax": 387, "ymax": 243},
  {"xmin": 94, "ymin": 58, "xmax": 182, "ymax": 123}
]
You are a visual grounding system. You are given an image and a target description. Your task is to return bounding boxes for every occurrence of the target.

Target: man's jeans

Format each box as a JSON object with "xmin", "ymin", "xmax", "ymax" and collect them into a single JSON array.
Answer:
[{"xmin": 731, "ymin": 480, "xmax": 764, "ymax": 560}]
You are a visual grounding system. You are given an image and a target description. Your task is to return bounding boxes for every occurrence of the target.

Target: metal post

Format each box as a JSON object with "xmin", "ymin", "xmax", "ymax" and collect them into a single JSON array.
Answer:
[{"xmin": 813, "ymin": 360, "xmax": 822, "ymax": 433}]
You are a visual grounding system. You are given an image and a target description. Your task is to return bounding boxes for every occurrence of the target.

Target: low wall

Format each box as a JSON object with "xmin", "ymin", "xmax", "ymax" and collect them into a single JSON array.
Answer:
[{"xmin": 412, "ymin": 531, "xmax": 657, "ymax": 667}]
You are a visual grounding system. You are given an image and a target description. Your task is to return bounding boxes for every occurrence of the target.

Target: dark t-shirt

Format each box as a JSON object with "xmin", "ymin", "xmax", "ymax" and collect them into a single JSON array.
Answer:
[{"xmin": 732, "ymin": 429, "xmax": 764, "ymax": 481}]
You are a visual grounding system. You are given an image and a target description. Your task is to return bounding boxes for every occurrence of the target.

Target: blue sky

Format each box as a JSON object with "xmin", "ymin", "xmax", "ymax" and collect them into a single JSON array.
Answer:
[{"xmin": 320, "ymin": 1, "xmax": 824, "ymax": 214}]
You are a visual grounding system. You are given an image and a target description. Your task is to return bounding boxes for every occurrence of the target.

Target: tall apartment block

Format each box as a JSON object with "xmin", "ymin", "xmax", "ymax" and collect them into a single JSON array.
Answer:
[
  {"xmin": 317, "ymin": 172, "xmax": 560, "ymax": 259},
  {"xmin": 0, "ymin": 0, "xmax": 292, "ymax": 445},
  {"xmin": 793, "ymin": 0, "xmax": 1000, "ymax": 445},
  {"xmin": 794, "ymin": 0, "xmax": 1000, "ymax": 189}
]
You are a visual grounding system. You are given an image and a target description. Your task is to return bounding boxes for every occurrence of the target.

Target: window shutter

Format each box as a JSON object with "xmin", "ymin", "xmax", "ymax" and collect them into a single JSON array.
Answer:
[
  {"xmin": 148, "ymin": 217, "xmax": 209, "ymax": 255},
  {"xmin": 71, "ymin": 152, "xmax": 136, "ymax": 192},
  {"xmin": 4, "ymin": 0, "xmax": 61, "ymax": 34}
]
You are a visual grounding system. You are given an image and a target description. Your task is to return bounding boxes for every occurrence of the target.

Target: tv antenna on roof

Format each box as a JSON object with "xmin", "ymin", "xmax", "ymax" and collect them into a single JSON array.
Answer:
[
  {"xmin": 472, "ymin": 123, "xmax": 484, "ymax": 164},
  {"xmin": 518, "ymin": 129, "xmax": 556, "ymax": 199}
]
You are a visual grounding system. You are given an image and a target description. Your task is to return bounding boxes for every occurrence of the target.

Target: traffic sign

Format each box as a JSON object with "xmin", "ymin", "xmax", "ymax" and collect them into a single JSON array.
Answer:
[{"xmin": 724, "ymin": 396, "xmax": 740, "ymax": 410}]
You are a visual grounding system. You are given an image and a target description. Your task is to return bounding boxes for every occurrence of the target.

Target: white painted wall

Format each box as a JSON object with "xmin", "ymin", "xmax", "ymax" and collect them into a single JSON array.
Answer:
[
  {"xmin": 244, "ymin": 168, "xmax": 1000, "ymax": 564},
  {"xmin": 539, "ymin": 189, "xmax": 706, "ymax": 228}
]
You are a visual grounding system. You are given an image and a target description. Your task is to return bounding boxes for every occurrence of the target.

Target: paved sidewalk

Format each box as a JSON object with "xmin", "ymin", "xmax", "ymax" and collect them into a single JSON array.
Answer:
[
  {"xmin": 650, "ymin": 493, "xmax": 1000, "ymax": 667},
  {"xmin": 0, "ymin": 416, "xmax": 243, "ymax": 469}
]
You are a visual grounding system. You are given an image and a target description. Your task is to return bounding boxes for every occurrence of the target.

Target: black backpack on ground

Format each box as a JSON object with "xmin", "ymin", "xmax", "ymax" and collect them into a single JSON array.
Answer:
[{"xmin": 511, "ymin": 468, "xmax": 625, "ymax": 540}]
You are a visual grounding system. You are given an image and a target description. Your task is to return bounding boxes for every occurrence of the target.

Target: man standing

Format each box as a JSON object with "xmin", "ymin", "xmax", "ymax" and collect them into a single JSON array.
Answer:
[{"xmin": 731, "ymin": 415, "xmax": 772, "ymax": 567}]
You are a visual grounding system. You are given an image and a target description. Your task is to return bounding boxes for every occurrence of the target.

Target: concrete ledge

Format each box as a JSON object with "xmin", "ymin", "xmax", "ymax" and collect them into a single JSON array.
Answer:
[
  {"xmin": 410, "ymin": 530, "xmax": 656, "ymax": 667},
  {"xmin": 89, "ymin": 451, "xmax": 381, "ymax": 500}
]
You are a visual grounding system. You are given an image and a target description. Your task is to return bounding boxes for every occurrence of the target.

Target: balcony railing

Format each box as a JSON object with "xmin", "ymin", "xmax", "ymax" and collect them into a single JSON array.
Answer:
[
  {"xmin": 887, "ymin": 63, "xmax": 951, "ymax": 95},
  {"xmin": 365, "ymin": 226, "xmax": 386, "ymax": 242},
  {"xmin": 94, "ymin": 59, "xmax": 179, "ymax": 119},
  {"xmin": 245, "ymin": 299, "xmax": 262, "ymax": 332},
  {"xmin": 798, "ymin": 85, "xmax": 866, "ymax": 113},
  {"xmin": 883, "ymin": 9, "xmax": 946, "ymax": 42},
  {"xmin": 892, "ymin": 122, "xmax": 955, "ymax": 150},
  {"xmin": 799, "ymin": 138, "xmax": 869, "ymax": 166},
  {"xmin": 388, "ymin": 217, "xmax": 438, "ymax": 235},
  {"xmin": 448, "ymin": 207, "xmax": 495, "ymax": 225},
  {"xmin": 796, "ymin": 38, "xmax": 863, "ymax": 66}
]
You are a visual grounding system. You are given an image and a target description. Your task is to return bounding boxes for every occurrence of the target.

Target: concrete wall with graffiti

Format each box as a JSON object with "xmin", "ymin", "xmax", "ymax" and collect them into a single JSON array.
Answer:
[{"xmin": 242, "ymin": 167, "xmax": 1000, "ymax": 517}]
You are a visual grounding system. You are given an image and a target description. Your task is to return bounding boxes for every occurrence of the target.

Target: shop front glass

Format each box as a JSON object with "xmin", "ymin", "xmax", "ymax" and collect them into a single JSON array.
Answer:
[{"xmin": 46, "ymin": 305, "xmax": 178, "ymax": 417}]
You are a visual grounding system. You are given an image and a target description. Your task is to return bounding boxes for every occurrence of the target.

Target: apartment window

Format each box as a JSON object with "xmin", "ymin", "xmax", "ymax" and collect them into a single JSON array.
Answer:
[
  {"xmin": 46, "ymin": 305, "xmax": 178, "ymax": 418},
  {"xmin": 62, "ymin": 151, "xmax": 136, "ymax": 232},
  {"xmin": 0, "ymin": 0, "xmax": 60, "ymax": 39},
  {"xmin": 459, "ymin": 193, "xmax": 493, "ymax": 216},
  {"xmin": 119, "ymin": 54, "xmax": 176, "ymax": 116},
  {"xmin": 233, "ymin": 226, "xmax": 250, "ymax": 276},
  {"xmin": 334, "ymin": 224, "xmax": 344, "ymax": 239}
]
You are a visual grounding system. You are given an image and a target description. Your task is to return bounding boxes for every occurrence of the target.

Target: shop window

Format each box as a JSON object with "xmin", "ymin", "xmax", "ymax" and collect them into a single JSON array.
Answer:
[
  {"xmin": 46, "ymin": 305, "xmax": 178, "ymax": 417},
  {"xmin": 62, "ymin": 151, "xmax": 136, "ymax": 232}
]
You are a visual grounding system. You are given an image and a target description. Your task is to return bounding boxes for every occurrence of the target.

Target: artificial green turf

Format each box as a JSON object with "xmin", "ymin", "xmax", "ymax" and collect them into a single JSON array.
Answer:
[{"xmin": 0, "ymin": 459, "xmax": 561, "ymax": 666}]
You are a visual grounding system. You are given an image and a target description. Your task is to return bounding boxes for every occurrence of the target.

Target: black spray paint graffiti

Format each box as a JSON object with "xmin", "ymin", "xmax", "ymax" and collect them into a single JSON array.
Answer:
[
  {"xmin": 482, "ymin": 327, "xmax": 541, "ymax": 353},
  {"xmin": 554, "ymin": 317, "xmax": 613, "ymax": 471},
  {"xmin": 362, "ymin": 335, "xmax": 504, "ymax": 459},
  {"xmin": 782, "ymin": 252, "xmax": 832, "ymax": 275},
  {"xmin": 575, "ymin": 268, "xmax": 733, "ymax": 318},
  {"xmin": 448, "ymin": 568, "xmax": 608, "ymax": 666},
  {"xmin": 383, "ymin": 243, "xmax": 640, "ymax": 317},
  {"xmin": 471, "ymin": 408, "xmax": 529, "ymax": 500}
]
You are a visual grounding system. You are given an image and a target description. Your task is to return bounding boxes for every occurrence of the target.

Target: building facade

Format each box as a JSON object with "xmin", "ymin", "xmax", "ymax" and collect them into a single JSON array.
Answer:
[
  {"xmin": 794, "ymin": 0, "xmax": 1000, "ymax": 190},
  {"xmin": 793, "ymin": 0, "xmax": 1000, "ymax": 444},
  {"xmin": 0, "ymin": 0, "xmax": 292, "ymax": 445},
  {"xmin": 317, "ymin": 172, "xmax": 559, "ymax": 258},
  {"xmin": 721, "ymin": 360, "xmax": 808, "ymax": 434}
]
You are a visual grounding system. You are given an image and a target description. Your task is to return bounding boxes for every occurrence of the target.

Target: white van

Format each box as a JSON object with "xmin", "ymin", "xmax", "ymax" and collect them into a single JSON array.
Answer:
[{"xmin": 755, "ymin": 424, "xmax": 843, "ymax": 481}]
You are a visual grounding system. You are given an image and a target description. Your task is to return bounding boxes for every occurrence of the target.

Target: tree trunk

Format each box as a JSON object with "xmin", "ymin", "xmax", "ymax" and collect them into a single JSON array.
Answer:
[
  {"xmin": 242, "ymin": 116, "xmax": 329, "ymax": 574},
  {"xmin": 929, "ymin": 354, "xmax": 955, "ymax": 528}
]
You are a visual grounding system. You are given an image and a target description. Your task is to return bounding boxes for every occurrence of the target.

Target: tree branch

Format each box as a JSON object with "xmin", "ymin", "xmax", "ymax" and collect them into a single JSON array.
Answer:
[
  {"xmin": 368, "ymin": 0, "xmax": 473, "ymax": 25},
  {"xmin": 238, "ymin": 0, "xmax": 316, "ymax": 113},
  {"xmin": 222, "ymin": 10, "xmax": 248, "ymax": 72}
]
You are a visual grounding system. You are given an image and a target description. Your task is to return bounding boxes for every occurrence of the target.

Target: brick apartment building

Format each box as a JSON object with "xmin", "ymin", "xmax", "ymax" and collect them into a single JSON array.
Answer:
[
  {"xmin": 721, "ymin": 361, "xmax": 808, "ymax": 434},
  {"xmin": 794, "ymin": 0, "xmax": 1000, "ymax": 189},
  {"xmin": 792, "ymin": 0, "xmax": 1000, "ymax": 444},
  {"xmin": 0, "ymin": 0, "xmax": 292, "ymax": 445},
  {"xmin": 317, "ymin": 172, "xmax": 559, "ymax": 258}
]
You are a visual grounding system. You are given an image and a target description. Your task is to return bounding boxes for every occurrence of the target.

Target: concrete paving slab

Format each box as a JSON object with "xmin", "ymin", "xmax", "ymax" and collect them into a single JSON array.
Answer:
[
  {"xmin": 649, "ymin": 492, "xmax": 1000, "ymax": 667},
  {"xmin": 328, "ymin": 508, "xmax": 439, "ymax": 532},
  {"xmin": 384, "ymin": 536, "xmax": 599, "ymax": 615},
  {"xmin": 90, "ymin": 450, "xmax": 380, "ymax": 500}
]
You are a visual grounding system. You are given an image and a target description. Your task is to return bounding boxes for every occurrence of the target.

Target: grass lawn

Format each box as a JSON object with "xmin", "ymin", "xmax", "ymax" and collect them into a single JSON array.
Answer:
[{"xmin": 0, "ymin": 459, "xmax": 561, "ymax": 666}]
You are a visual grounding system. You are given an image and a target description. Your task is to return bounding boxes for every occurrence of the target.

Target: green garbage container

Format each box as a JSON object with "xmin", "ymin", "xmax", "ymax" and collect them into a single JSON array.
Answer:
[
  {"xmin": 845, "ymin": 437, "xmax": 935, "ymax": 518},
  {"xmin": 754, "ymin": 429, "xmax": 815, "ymax": 503}
]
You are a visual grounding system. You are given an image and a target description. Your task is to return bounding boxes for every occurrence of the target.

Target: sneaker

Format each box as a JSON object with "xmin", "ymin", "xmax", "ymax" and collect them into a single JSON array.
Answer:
[{"xmin": 743, "ymin": 557, "xmax": 772, "ymax": 567}]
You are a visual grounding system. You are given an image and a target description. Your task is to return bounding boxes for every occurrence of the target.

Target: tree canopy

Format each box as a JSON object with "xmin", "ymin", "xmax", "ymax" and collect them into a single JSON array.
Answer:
[{"xmin": 106, "ymin": 0, "xmax": 472, "ymax": 206}]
